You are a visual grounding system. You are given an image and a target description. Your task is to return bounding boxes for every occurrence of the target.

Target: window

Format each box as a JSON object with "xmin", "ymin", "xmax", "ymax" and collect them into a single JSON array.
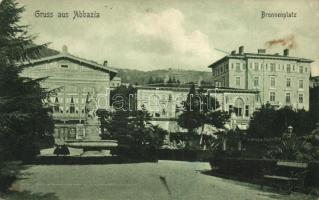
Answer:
[
  {"xmin": 287, "ymin": 64, "xmax": 291, "ymax": 73},
  {"xmin": 286, "ymin": 93, "xmax": 291, "ymax": 104},
  {"xmin": 54, "ymin": 97, "xmax": 59, "ymax": 112},
  {"xmin": 256, "ymin": 95, "xmax": 259, "ymax": 102},
  {"xmin": 236, "ymin": 63, "xmax": 241, "ymax": 71},
  {"xmin": 305, "ymin": 67, "xmax": 308, "ymax": 73},
  {"xmin": 299, "ymin": 94, "xmax": 304, "ymax": 104},
  {"xmin": 228, "ymin": 105, "xmax": 233, "ymax": 113},
  {"xmin": 254, "ymin": 63, "xmax": 259, "ymax": 71},
  {"xmin": 254, "ymin": 77, "xmax": 259, "ymax": 87},
  {"xmin": 299, "ymin": 80, "xmax": 304, "ymax": 89},
  {"xmin": 162, "ymin": 109, "xmax": 166, "ymax": 116},
  {"xmin": 70, "ymin": 97, "xmax": 75, "ymax": 113},
  {"xmin": 270, "ymin": 92, "xmax": 276, "ymax": 102},
  {"xmin": 293, "ymin": 65, "xmax": 295, "ymax": 71},
  {"xmin": 299, "ymin": 66, "xmax": 303, "ymax": 73},
  {"xmin": 249, "ymin": 63, "xmax": 252, "ymax": 69},
  {"xmin": 245, "ymin": 105, "xmax": 249, "ymax": 117},
  {"xmin": 236, "ymin": 77, "xmax": 240, "ymax": 87},
  {"xmin": 270, "ymin": 63, "xmax": 275, "ymax": 72},
  {"xmin": 234, "ymin": 98, "xmax": 244, "ymax": 117},
  {"xmin": 270, "ymin": 77, "xmax": 275, "ymax": 88},
  {"xmin": 231, "ymin": 63, "xmax": 234, "ymax": 69},
  {"xmin": 61, "ymin": 64, "xmax": 68, "ymax": 68},
  {"xmin": 286, "ymin": 78, "xmax": 291, "ymax": 88}
]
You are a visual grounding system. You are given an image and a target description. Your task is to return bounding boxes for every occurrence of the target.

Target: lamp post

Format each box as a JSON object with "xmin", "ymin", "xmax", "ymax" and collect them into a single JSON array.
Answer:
[{"xmin": 286, "ymin": 125, "xmax": 293, "ymax": 138}]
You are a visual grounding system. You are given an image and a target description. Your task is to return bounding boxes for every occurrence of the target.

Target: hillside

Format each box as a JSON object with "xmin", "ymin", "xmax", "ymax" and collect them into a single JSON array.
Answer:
[{"xmin": 116, "ymin": 68, "xmax": 213, "ymax": 85}]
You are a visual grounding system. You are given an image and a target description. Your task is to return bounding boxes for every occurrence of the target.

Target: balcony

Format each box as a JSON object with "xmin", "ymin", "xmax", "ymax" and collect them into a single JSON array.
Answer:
[{"xmin": 53, "ymin": 112, "xmax": 85, "ymax": 121}]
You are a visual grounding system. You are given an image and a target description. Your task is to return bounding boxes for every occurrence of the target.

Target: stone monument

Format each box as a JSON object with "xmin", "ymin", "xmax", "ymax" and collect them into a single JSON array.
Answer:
[
  {"xmin": 66, "ymin": 91, "xmax": 118, "ymax": 155},
  {"xmin": 84, "ymin": 91, "xmax": 101, "ymax": 140}
]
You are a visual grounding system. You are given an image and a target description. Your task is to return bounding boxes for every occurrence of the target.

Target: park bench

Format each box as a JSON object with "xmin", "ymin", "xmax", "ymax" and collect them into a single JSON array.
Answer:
[{"xmin": 261, "ymin": 161, "xmax": 308, "ymax": 193}]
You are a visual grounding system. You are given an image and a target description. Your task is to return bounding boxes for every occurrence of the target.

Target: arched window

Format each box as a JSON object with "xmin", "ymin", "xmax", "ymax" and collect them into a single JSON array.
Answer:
[
  {"xmin": 234, "ymin": 98, "xmax": 244, "ymax": 117},
  {"xmin": 149, "ymin": 94, "xmax": 160, "ymax": 116}
]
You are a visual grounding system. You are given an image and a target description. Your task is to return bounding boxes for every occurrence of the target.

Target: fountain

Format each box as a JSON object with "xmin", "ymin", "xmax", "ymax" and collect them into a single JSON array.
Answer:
[{"xmin": 65, "ymin": 91, "xmax": 118, "ymax": 155}]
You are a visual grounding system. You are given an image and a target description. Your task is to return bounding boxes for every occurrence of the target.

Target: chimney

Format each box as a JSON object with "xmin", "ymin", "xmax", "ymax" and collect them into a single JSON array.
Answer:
[
  {"xmin": 283, "ymin": 49, "xmax": 289, "ymax": 56},
  {"xmin": 103, "ymin": 60, "xmax": 108, "ymax": 67},
  {"xmin": 258, "ymin": 49, "xmax": 266, "ymax": 54},
  {"xmin": 62, "ymin": 45, "xmax": 68, "ymax": 54},
  {"xmin": 231, "ymin": 50, "xmax": 236, "ymax": 55},
  {"xmin": 238, "ymin": 46, "xmax": 244, "ymax": 54}
]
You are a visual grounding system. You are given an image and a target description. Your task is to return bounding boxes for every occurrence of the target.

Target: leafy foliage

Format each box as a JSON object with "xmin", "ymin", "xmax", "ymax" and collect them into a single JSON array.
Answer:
[
  {"xmin": 247, "ymin": 105, "xmax": 314, "ymax": 138},
  {"xmin": 110, "ymin": 85, "xmax": 137, "ymax": 112},
  {"xmin": 177, "ymin": 84, "xmax": 229, "ymax": 149},
  {"xmin": 53, "ymin": 145, "xmax": 70, "ymax": 156},
  {"xmin": 266, "ymin": 136, "xmax": 318, "ymax": 161},
  {"xmin": 101, "ymin": 86, "xmax": 167, "ymax": 159},
  {"xmin": 310, "ymin": 86, "xmax": 319, "ymax": 127}
]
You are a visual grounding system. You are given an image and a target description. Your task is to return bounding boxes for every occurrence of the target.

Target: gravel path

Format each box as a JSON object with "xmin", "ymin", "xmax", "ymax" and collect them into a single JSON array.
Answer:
[{"xmin": 1, "ymin": 160, "xmax": 316, "ymax": 200}]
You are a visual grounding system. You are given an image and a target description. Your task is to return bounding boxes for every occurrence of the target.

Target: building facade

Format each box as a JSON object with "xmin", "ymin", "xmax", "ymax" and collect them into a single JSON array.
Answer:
[
  {"xmin": 136, "ymin": 86, "xmax": 258, "ymax": 132},
  {"xmin": 209, "ymin": 46, "xmax": 313, "ymax": 110},
  {"xmin": 110, "ymin": 76, "xmax": 122, "ymax": 89},
  {"xmin": 310, "ymin": 76, "xmax": 319, "ymax": 88},
  {"xmin": 20, "ymin": 47, "xmax": 117, "ymax": 142}
]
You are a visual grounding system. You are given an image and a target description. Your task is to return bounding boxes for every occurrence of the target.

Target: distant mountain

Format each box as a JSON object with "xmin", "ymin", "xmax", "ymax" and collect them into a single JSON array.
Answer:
[
  {"xmin": 36, "ymin": 46, "xmax": 213, "ymax": 85},
  {"xmin": 115, "ymin": 68, "xmax": 213, "ymax": 86}
]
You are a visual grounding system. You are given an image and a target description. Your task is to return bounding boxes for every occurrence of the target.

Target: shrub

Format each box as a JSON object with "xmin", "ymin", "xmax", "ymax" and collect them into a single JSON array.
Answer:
[
  {"xmin": 53, "ymin": 145, "xmax": 70, "ymax": 156},
  {"xmin": 0, "ymin": 162, "xmax": 21, "ymax": 192},
  {"xmin": 266, "ymin": 137, "xmax": 318, "ymax": 161}
]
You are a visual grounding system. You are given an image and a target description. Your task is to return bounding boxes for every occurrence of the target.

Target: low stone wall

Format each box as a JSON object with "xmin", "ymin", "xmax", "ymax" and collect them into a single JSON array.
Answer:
[{"xmin": 27, "ymin": 156, "xmax": 157, "ymax": 165}]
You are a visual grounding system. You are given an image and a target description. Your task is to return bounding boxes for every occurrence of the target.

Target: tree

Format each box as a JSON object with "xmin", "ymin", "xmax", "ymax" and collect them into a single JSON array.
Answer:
[
  {"xmin": 96, "ymin": 109, "xmax": 112, "ymax": 139},
  {"xmin": 147, "ymin": 77, "xmax": 154, "ymax": 84},
  {"xmin": 105, "ymin": 85, "xmax": 167, "ymax": 159},
  {"xmin": 0, "ymin": 0, "xmax": 54, "ymax": 162},
  {"xmin": 177, "ymin": 84, "xmax": 229, "ymax": 149},
  {"xmin": 110, "ymin": 85, "xmax": 137, "ymax": 112},
  {"xmin": 177, "ymin": 84, "xmax": 203, "ymax": 134},
  {"xmin": 172, "ymin": 77, "xmax": 176, "ymax": 83},
  {"xmin": 310, "ymin": 86, "xmax": 319, "ymax": 127},
  {"xmin": 247, "ymin": 105, "xmax": 314, "ymax": 139}
]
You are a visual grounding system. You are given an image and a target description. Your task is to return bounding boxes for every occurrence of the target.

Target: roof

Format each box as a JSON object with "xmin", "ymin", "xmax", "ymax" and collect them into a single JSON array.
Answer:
[
  {"xmin": 111, "ymin": 76, "xmax": 122, "ymax": 81},
  {"xmin": 208, "ymin": 52, "xmax": 314, "ymax": 68},
  {"xmin": 20, "ymin": 52, "xmax": 118, "ymax": 79}
]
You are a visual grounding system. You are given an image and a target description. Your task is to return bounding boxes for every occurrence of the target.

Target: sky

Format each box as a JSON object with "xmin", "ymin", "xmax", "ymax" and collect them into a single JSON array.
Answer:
[{"xmin": 16, "ymin": 0, "xmax": 319, "ymax": 74}]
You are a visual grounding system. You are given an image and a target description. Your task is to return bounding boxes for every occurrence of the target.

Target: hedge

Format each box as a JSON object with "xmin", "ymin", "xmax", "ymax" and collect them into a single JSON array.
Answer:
[{"xmin": 210, "ymin": 157, "xmax": 319, "ymax": 187}]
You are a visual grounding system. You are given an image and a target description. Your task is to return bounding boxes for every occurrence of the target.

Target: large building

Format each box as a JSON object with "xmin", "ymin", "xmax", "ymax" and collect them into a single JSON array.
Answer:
[
  {"xmin": 136, "ymin": 85, "xmax": 259, "ymax": 132},
  {"xmin": 310, "ymin": 75, "xmax": 319, "ymax": 88},
  {"xmin": 20, "ymin": 46, "xmax": 117, "ymax": 142},
  {"xmin": 208, "ymin": 46, "xmax": 313, "ymax": 110}
]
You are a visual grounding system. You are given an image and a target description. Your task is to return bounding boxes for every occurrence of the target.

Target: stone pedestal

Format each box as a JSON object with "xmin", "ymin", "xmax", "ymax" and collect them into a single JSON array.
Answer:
[{"xmin": 84, "ymin": 117, "xmax": 101, "ymax": 140}]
